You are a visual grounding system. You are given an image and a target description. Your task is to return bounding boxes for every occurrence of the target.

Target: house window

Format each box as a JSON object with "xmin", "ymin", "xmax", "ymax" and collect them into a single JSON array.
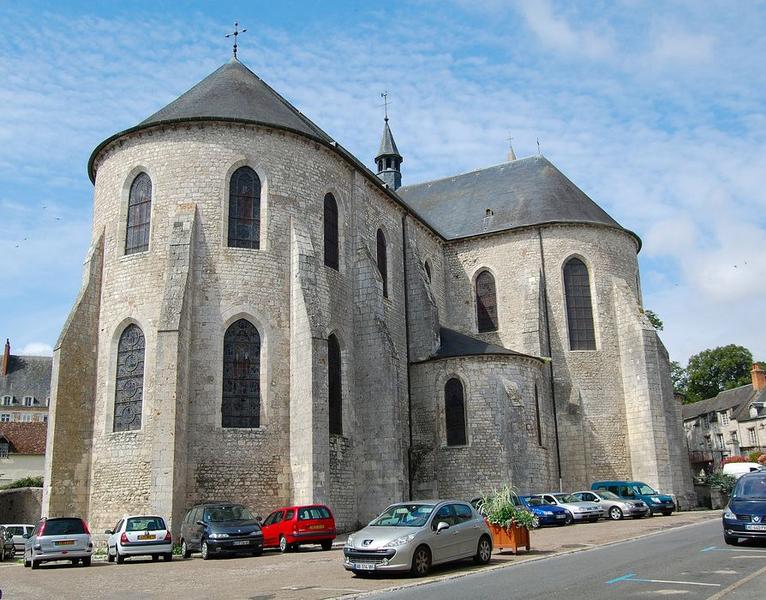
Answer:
[
  {"xmin": 716, "ymin": 433, "xmax": 724, "ymax": 449},
  {"xmin": 23, "ymin": 396, "xmax": 34, "ymax": 407},
  {"xmin": 563, "ymin": 257, "xmax": 596, "ymax": 350},
  {"xmin": 328, "ymin": 334, "xmax": 342, "ymax": 435},
  {"xmin": 222, "ymin": 319, "xmax": 261, "ymax": 428},
  {"xmin": 228, "ymin": 166, "xmax": 261, "ymax": 249},
  {"xmin": 21, "ymin": 413, "xmax": 32, "ymax": 422},
  {"xmin": 475, "ymin": 270, "xmax": 498, "ymax": 332},
  {"xmin": 731, "ymin": 431, "xmax": 739, "ymax": 445},
  {"xmin": 114, "ymin": 324, "xmax": 145, "ymax": 432},
  {"xmin": 125, "ymin": 172, "xmax": 152, "ymax": 254},
  {"xmin": 704, "ymin": 435, "xmax": 712, "ymax": 448},
  {"xmin": 323, "ymin": 193, "xmax": 339, "ymax": 270},
  {"xmin": 376, "ymin": 229, "xmax": 388, "ymax": 298},
  {"xmin": 719, "ymin": 411, "xmax": 730, "ymax": 425},
  {"xmin": 748, "ymin": 428, "xmax": 758, "ymax": 446},
  {"xmin": 0, "ymin": 414, "xmax": 9, "ymax": 422},
  {"xmin": 1, "ymin": 396, "xmax": 11, "ymax": 406},
  {"xmin": 0, "ymin": 441, "xmax": 8, "ymax": 459},
  {"xmin": 444, "ymin": 378, "xmax": 466, "ymax": 446}
]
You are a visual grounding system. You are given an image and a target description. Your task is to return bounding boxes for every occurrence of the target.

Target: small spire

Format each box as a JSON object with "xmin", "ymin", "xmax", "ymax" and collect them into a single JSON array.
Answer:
[
  {"xmin": 507, "ymin": 135, "xmax": 516, "ymax": 161},
  {"xmin": 537, "ymin": 137, "xmax": 542, "ymax": 156},
  {"xmin": 225, "ymin": 22, "xmax": 247, "ymax": 59},
  {"xmin": 381, "ymin": 91, "xmax": 390, "ymax": 122},
  {"xmin": 375, "ymin": 102, "xmax": 403, "ymax": 190}
]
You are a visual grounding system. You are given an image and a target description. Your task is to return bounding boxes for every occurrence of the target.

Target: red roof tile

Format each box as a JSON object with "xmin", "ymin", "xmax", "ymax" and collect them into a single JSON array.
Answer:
[{"xmin": 0, "ymin": 422, "xmax": 47, "ymax": 455}]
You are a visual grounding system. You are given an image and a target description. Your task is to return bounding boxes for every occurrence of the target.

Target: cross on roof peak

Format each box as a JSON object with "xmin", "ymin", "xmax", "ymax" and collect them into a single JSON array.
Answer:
[{"xmin": 225, "ymin": 22, "xmax": 247, "ymax": 59}]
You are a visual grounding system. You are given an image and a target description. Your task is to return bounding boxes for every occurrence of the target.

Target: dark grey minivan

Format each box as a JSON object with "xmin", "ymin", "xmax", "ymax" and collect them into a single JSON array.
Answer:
[{"xmin": 179, "ymin": 503, "xmax": 263, "ymax": 560}]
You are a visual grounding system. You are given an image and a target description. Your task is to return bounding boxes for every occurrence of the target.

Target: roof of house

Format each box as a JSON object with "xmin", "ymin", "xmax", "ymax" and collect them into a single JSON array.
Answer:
[
  {"xmin": 0, "ymin": 422, "xmax": 47, "ymax": 455},
  {"xmin": 397, "ymin": 156, "xmax": 640, "ymax": 244},
  {"xmin": 418, "ymin": 327, "xmax": 542, "ymax": 363},
  {"xmin": 681, "ymin": 384, "xmax": 766, "ymax": 422},
  {"xmin": 0, "ymin": 355, "xmax": 52, "ymax": 402}
]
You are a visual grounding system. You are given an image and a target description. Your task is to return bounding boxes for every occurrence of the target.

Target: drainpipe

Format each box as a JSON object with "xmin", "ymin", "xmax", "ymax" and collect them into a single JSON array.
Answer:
[
  {"xmin": 401, "ymin": 214, "xmax": 414, "ymax": 500},
  {"xmin": 537, "ymin": 228, "xmax": 563, "ymax": 492}
]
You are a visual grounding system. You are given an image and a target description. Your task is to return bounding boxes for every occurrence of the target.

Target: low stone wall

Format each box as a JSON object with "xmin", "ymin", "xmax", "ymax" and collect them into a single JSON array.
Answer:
[{"xmin": 0, "ymin": 487, "xmax": 42, "ymax": 523}]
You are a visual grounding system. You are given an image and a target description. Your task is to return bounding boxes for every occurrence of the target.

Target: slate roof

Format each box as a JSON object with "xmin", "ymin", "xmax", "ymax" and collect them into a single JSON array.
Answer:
[
  {"xmin": 415, "ymin": 327, "xmax": 542, "ymax": 363},
  {"xmin": 138, "ymin": 58, "xmax": 332, "ymax": 142},
  {"xmin": 377, "ymin": 120, "xmax": 401, "ymax": 158},
  {"xmin": 681, "ymin": 384, "xmax": 766, "ymax": 423},
  {"xmin": 0, "ymin": 355, "xmax": 52, "ymax": 404},
  {"xmin": 0, "ymin": 422, "xmax": 47, "ymax": 455},
  {"xmin": 397, "ymin": 156, "xmax": 639, "ymax": 243}
]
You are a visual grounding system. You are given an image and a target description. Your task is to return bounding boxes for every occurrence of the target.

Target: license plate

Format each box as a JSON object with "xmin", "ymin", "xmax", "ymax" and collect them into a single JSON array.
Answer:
[
  {"xmin": 354, "ymin": 563, "xmax": 375, "ymax": 571},
  {"xmin": 55, "ymin": 540, "xmax": 75, "ymax": 546},
  {"xmin": 745, "ymin": 524, "xmax": 766, "ymax": 531},
  {"xmin": 138, "ymin": 534, "xmax": 155, "ymax": 540},
  {"xmin": 555, "ymin": 515, "xmax": 565, "ymax": 519},
  {"xmin": 232, "ymin": 540, "xmax": 250, "ymax": 546},
  {"xmin": 309, "ymin": 525, "xmax": 324, "ymax": 530}
]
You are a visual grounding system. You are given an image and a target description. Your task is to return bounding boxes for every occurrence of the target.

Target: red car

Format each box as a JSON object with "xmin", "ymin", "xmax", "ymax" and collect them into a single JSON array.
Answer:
[{"xmin": 261, "ymin": 505, "xmax": 336, "ymax": 552}]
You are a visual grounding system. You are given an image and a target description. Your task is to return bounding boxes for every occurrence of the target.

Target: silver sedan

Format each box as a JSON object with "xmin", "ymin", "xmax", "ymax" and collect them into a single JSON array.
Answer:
[
  {"xmin": 571, "ymin": 490, "xmax": 649, "ymax": 520},
  {"xmin": 343, "ymin": 500, "xmax": 492, "ymax": 576}
]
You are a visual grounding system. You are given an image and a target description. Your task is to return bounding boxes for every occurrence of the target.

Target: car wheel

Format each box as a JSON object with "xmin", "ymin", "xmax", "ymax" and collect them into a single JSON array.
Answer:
[
  {"xmin": 411, "ymin": 545, "xmax": 431, "ymax": 577},
  {"xmin": 116, "ymin": 548, "xmax": 125, "ymax": 564},
  {"xmin": 71, "ymin": 558, "xmax": 79, "ymax": 565},
  {"xmin": 662, "ymin": 511, "xmax": 673, "ymax": 516},
  {"xmin": 24, "ymin": 552, "xmax": 30, "ymax": 568},
  {"xmin": 201, "ymin": 541, "xmax": 210, "ymax": 560},
  {"xmin": 152, "ymin": 554, "xmax": 159, "ymax": 562},
  {"xmin": 609, "ymin": 507, "xmax": 623, "ymax": 521},
  {"xmin": 31, "ymin": 559, "xmax": 39, "ymax": 570},
  {"xmin": 473, "ymin": 535, "xmax": 492, "ymax": 565},
  {"xmin": 564, "ymin": 511, "xmax": 574, "ymax": 525},
  {"xmin": 646, "ymin": 507, "xmax": 654, "ymax": 517},
  {"xmin": 163, "ymin": 553, "xmax": 173, "ymax": 561},
  {"xmin": 321, "ymin": 540, "xmax": 333, "ymax": 551},
  {"xmin": 181, "ymin": 539, "xmax": 191, "ymax": 559},
  {"xmin": 107, "ymin": 546, "xmax": 115, "ymax": 563},
  {"xmin": 724, "ymin": 534, "xmax": 740, "ymax": 546},
  {"xmin": 279, "ymin": 535, "xmax": 290, "ymax": 553},
  {"xmin": 81, "ymin": 557, "xmax": 91, "ymax": 567}
]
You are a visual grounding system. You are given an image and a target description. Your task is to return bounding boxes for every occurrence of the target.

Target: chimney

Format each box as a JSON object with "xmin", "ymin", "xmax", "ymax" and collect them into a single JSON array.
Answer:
[
  {"xmin": 2, "ymin": 339, "xmax": 9, "ymax": 376},
  {"xmin": 753, "ymin": 363, "xmax": 766, "ymax": 392}
]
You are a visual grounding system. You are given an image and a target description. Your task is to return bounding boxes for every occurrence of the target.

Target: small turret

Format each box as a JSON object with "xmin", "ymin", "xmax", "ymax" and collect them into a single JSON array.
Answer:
[{"xmin": 375, "ymin": 117, "xmax": 403, "ymax": 190}]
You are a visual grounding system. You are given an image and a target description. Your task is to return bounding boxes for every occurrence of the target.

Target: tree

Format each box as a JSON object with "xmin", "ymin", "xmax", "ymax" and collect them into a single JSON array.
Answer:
[
  {"xmin": 685, "ymin": 345, "xmax": 755, "ymax": 404},
  {"xmin": 670, "ymin": 360, "xmax": 688, "ymax": 396},
  {"xmin": 644, "ymin": 309, "xmax": 663, "ymax": 331}
]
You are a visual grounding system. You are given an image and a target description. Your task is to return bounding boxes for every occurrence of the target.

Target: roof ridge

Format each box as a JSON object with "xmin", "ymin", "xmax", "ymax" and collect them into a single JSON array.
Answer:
[{"xmin": 399, "ymin": 155, "xmax": 543, "ymax": 190}]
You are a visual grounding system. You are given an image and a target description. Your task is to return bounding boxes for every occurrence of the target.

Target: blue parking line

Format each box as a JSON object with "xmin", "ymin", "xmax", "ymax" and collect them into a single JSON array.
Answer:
[
  {"xmin": 702, "ymin": 546, "xmax": 717, "ymax": 552},
  {"xmin": 606, "ymin": 573, "xmax": 637, "ymax": 584}
]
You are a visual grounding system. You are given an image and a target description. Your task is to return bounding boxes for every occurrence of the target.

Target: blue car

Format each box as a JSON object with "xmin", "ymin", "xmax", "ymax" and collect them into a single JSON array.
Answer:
[
  {"xmin": 591, "ymin": 481, "xmax": 675, "ymax": 516},
  {"xmin": 723, "ymin": 471, "xmax": 766, "ymax": 545},
  {"xmin": 519, "ymin": 496, "xmax": 570, "ymax": 527}
]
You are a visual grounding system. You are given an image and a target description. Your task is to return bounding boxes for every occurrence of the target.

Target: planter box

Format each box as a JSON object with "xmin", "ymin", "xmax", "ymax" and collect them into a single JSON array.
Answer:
[{"xmin": 488, "ymin": 523, "xmax": 530, "ymax": 554}]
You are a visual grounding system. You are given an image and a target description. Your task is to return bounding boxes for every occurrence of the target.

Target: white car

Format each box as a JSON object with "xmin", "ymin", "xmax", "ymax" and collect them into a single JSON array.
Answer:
[
  {"xmin": 105, "ymin": 515, "xmax": 173, "ymax": 563},
  {"xmin": 532, "ymin": 493, "xmax": 605, "ymax": 523},
  {"xmin": 2, "ymin": 523, "xmax": 34, "ymax": 553},
  {"xmin": 723, "ymin": 463, "xmax": 764, "ymax": 479}
]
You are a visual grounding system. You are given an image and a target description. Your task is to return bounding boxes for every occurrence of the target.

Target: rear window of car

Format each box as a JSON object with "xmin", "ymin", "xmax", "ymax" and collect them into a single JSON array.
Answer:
[
  {"xmin": 7, "ymin": 526, "xmax": 25, "ymax": 535},
  {"xmin": 126, "ymin": 517, "xmax": 166, "ymax": 532},
  {"xmin": 43, "ymin": 518, "xmax": 86, "ymax": 536},
  {"xmin": 298, "ymin": 506, "xmax": 331, "ymax": 520}
]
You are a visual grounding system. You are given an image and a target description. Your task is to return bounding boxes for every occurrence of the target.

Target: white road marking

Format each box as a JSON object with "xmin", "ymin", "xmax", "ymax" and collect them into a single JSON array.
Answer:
[{"xmin": 628, "ymin": 578, "xmax": 720, "ymax": 587}]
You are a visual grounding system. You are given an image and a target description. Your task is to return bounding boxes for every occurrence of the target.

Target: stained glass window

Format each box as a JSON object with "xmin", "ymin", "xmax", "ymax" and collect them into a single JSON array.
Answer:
[
  {"xmin": 222, "ymin": 319, "xmax": 261, "ymax": 428},
  {"xmin": 476, "ymin": 271, "xmax": 498, "ymax": 332},
  {"xmin": 563, "ymin": 258, "xmax": 596, "ymax": 350},
  {"xmin": 445, "ymin": 378, "xmax": 466, "ymax": 446},
  {"xmin": 328, "ymin": 334, "xmax": 342, "ymax": 435},
  {"xmin": 324, "ymin": 193, "xmax": 339, "ymax": 270},
  {"xmin": 377, "ymin": 229, "xmax": 388, "ymax": 298},
  {"xmin": 125, "ymin": 173, "xmax": 151, "ymax": 254},
  {"xmin": 114, "ymin": 324, "xmax": 145, "ymax": 432},
  {"xmin": 228, "ymin": 167, "xmax": 261, "ymax": 249}
]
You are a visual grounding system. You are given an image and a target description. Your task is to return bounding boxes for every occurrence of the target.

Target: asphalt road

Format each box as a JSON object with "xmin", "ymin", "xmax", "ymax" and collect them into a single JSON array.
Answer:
[{"xmin": 377, "ymin": 519, "xmax": 766, "ymax": 600}]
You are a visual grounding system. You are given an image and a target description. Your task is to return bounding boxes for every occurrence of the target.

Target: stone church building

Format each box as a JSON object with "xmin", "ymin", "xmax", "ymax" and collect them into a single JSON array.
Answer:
[{"xmin": 43, "ymin": 57, "xmax": 694, "ymax": 533}]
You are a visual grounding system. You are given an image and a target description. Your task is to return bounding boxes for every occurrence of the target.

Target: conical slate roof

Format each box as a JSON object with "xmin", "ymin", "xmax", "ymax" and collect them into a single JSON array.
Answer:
[
  {"xmin": 376, "ymin": 120, "xmax": 401, "ymax": 158},
  {"xmin": 139, "ymin": 58, "xmax": 332, "ymax": 142},
  {"xmin": 432, "ymin": 327, "xmax": 539, "ymax": 361}
]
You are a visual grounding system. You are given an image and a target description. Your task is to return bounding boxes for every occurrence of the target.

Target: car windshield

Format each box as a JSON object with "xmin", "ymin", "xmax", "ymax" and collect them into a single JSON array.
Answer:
[
  {"xmin": 733, "ymin": 474, "xmax": 766, "ymax": 499},
  {"xmin": 203, "ymin": 505, "xmax": 254, "ymax": 522},
  {"xmin": 637, "ymin": 485, "xmax": 657, "ymax": 495},
  {"xmin": 554, "ymin": 494, "xmax": 577, "ymax": 503},
  {"xmin": 370, "ymin": 504, "xmax": 435, "ymax": 527},
  {"xmin": 597, "ymin": 491, "xmax": 620, "ymax": 500},
  {"xmin": 43, "ymin": 518, "xmax": 86, "ymax": 536},
  {"xmin": 126, "ymin": 517, "xmax": 166, "ymax": 532},
  {"xmin": 526, "ymin": 497, "xmax": 547, "ymax": 507}
]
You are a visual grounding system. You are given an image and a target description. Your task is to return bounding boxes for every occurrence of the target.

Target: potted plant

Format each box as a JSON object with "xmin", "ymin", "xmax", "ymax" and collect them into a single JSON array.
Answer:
[{"xmin": 478, "ymin": 485, "xmax": 536, "ymax": 554}]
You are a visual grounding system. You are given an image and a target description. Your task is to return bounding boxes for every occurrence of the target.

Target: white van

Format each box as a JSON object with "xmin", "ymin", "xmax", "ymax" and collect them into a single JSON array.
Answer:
[{"xmin": 723, "ymin": 462, "xmax": 764, "ymax": 479}]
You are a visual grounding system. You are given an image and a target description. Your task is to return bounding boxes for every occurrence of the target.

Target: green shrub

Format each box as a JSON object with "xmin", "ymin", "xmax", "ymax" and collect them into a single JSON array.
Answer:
[
  {"xmin": 1, "ymin": 475, "xmax": 43, "ymax": 490},
  {"xmin": 705, "ymin": 471, "xmax": 736, "ymax": 495},
  {"xmin": 748, "ymin": 451, "xmax": 763, "ymax": 463},
  {"xmin": 478, "ymin": 485, "xmax": 538, "ymax": 530}
]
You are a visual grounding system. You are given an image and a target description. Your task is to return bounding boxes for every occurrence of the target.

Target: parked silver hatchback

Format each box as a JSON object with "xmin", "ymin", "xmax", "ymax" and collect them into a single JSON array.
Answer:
[
  {"xmin": 24, "ymin": 517, "xmax": 93, "ymax": 569},
  {"xmin": 571, "ymin": 490, "xmax": 649, "ymax": 520},
  {"xmin": 343, "ymin": 500, "xmax": 492, "ymax": 577}
]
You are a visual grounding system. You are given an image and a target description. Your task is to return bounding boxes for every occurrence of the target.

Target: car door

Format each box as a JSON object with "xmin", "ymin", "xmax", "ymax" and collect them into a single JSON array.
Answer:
[
  {"xmin": 261, "ymin": 511, "xmax": 281, "ymax": 547},
  {"xmin": 452, "ymin": 503, "xmax": 479, "ymax": 557},
  {"xmin": 190, "ymin": 507, "xmax": 204, "ymax": 549},
  {"xmin": 429, "ymin": 504, "xmax": 457, "ymax": 563},
  {"xmin": 109, "ymin": 519, "xmax": 123, "ymax": 552}
]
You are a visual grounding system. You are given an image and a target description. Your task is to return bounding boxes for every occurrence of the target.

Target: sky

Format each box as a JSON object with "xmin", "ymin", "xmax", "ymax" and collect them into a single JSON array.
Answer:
[{"xmin": 0, "ymin": 1, "xmax": 764, "ymax": 365}]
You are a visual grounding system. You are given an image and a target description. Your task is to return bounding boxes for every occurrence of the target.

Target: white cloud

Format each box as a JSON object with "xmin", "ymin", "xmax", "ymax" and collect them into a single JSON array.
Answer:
[
  {"xmin": 649, "ymin": 28, "xmax": 716, "ymax": 67},
  {"xmin": 19, "ymin": 342, "xmax": 53, "ymax": 356}
]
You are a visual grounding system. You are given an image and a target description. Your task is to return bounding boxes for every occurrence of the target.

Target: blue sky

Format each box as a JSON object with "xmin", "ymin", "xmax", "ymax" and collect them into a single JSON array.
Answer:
[{"xmin": 1, "ymin": 1, "xmax": 764, "ymax": 364}]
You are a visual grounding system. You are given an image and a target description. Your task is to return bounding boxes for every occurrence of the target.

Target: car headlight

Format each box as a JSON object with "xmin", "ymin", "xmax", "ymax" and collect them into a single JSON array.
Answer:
[
  {"xmin": 651, "ymin": 497, "xmax": 661, "ymax": 504},
  {"xmin": 344, "ymin": 535, "xmax": 354, "ymax": 548},
  {"xmin": 723, "ymin": 508, "xmax": 736, "ymax": 520},
  {"xmin": 384, "ymin": 533, "xmax": 416, "ymax": 548},
  {"xmin": 208, "ymin": 532, "xmax": 229, "ymax": 539}
]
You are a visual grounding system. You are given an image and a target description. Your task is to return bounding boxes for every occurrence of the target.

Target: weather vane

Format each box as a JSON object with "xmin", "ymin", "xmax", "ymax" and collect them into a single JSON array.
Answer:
[
  {"xmin": 226, "ymin": 22, "xmax": 247, "ymax": 59},
  {"xmin": 380, "ymin": 91, "xmax": 390, "ymax": 122}
]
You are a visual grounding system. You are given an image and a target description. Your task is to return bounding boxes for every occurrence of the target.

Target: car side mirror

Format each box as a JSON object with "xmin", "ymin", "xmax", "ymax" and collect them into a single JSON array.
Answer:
[
  {"xmin": 196, "ymin": 521, "xmax": 205, "ymax": 527},
  {"xmin": 22, "ymin": 533, "xmax": 31, "ymax": 539},
  {"xmin": 436, "ymin": 521, "xmax": 450, "ymax": 534},
  {"xmin": 104, "ymin": 529, "xmax": 113, "ymax": 535},
  {"xmin": 256, "ymin": 516, "xmax": 262, "ymax": 523}
]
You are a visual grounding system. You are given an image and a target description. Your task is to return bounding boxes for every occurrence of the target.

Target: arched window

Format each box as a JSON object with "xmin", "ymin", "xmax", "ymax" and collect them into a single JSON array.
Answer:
[
  {"xmin": 125, "ymin": 173, "xmax": 152, "ymax": 254},
  {"xmin": 328, "ymin": 334, "xmax": 342, "ymax": 435},
  {"xmin": 222, "ymin": 319, "xmax": 261, "ymax": 428},
  {"xmin": 563, "ymin": 257, "xmax": 596, "ymax": 350},
  {"xmin": 445, "ymin": 378, "xmax": 466, "ymax": 446},
  {"xmin": 376, "ymin": 229, "xmax": 388, "ymax": 298},
  {"xmin": 475, "ymin": 270, "xmax": 498, "ymax": 332},
  {"xmin": 114, "ymin": 324, "xmax": 145, "ymax": 432},
  {"xmin": 228, "ymin": 166, "xmax": 261, "ymax": 249},
  {"xmin": 324, "ymin": 193, "xmax": 339, "ymax": 270},
  {"xmin": 424, "ymin": 260, "xmax": 432, "ymax": 283}
]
